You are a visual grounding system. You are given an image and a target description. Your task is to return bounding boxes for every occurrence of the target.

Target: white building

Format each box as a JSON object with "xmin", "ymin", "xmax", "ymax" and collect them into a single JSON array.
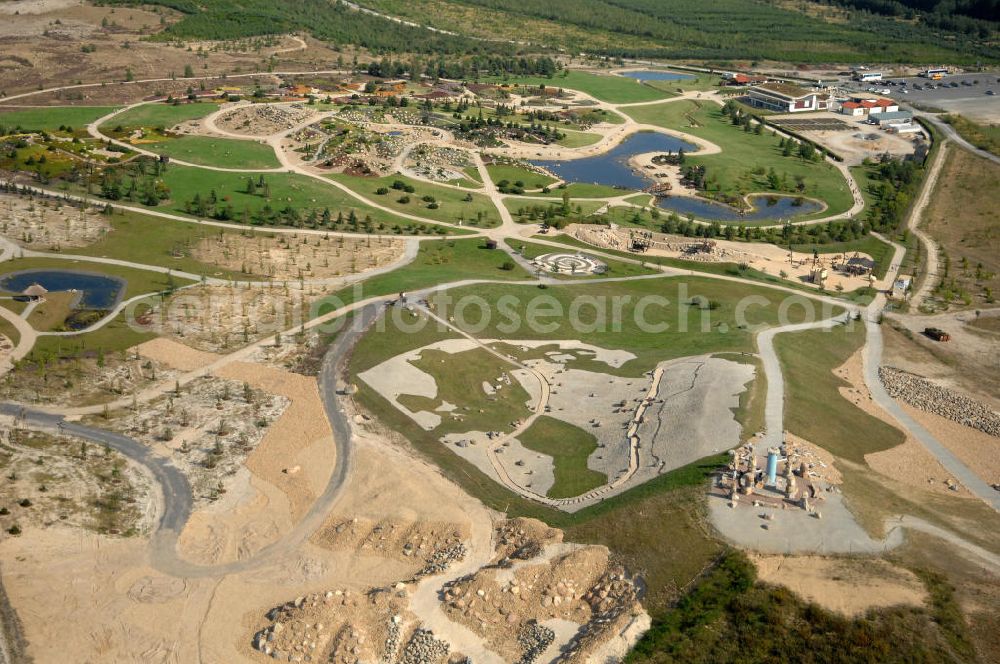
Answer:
[{"xmin": 747, "ymin": 83, "xmax": 825, "ymax": 113}]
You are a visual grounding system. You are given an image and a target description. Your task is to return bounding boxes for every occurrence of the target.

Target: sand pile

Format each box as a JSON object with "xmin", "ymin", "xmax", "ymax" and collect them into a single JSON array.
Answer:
[{"xmin": 91, "ymin": 375, "xmax": 288, "ymax": 503}]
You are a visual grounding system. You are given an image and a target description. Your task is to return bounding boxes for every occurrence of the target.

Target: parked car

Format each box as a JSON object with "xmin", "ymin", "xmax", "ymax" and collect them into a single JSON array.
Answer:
[
  {"xmin": 987, "ymin": 90, "xmax": 996, "ymax": 96},
  {"xmin": 924, "ymin": 327, "xmax": 951, "ymax": 342}
]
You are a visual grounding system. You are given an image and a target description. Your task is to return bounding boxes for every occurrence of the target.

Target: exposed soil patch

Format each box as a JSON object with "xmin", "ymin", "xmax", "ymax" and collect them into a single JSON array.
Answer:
[
  {"xmin": 752, "ymin": 554, "xmax": 927, "ymax": 616},
  {"xmin": 192, "ymin": 230, "xmax": 403, "ymax": 281},
  {"xmin": 0, "ymin": 194, "xmax": 111, "ymax": 250},
  {"xmin": 0, "ymin": 423, "xmax": 151, "ymax": 536}
]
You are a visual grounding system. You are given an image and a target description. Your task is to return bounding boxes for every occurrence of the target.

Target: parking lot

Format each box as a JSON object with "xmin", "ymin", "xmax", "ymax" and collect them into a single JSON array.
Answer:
[{"xmin": 839, "ymin": 72, "xmax": 1000, "ymax": 122}]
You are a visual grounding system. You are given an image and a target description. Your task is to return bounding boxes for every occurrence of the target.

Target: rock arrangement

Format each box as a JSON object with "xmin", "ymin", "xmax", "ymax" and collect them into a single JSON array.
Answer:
[
  {"xmin": 880, "ymin": 367, "xmax": 1000, "ymax": 437},
  {"xmin": 381, "ymin": 615, "xmax": 402, "ymax": 663},
  {"xmin": 398, "ymin": 628, "xmax": 449, "ymax": 664},
  {"xmin": 253, "ymin": 588, "xmax": 405, "ymax": 663},
  {"xmin": 217, "ymin": 103, "xmax": 314, "ymax": 136},
  {"xmin": 415, "ymin": 542, "xmax": 467, "ymax": 578},
  {"xmin": 516, "ymin": 621, "xmax": 555, "ymax": 664},
  {"xmin": 441, "ymin": 519, "xmax": 643, "ymax": 663}
]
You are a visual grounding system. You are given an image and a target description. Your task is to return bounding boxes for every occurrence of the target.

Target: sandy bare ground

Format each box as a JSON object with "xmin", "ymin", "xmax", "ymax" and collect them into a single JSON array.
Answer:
[
  {"xmin": 768, "ymin": 111, "xmax": 924, "ymax": 166},
  {"xmin": 836, "ymin": 348, "xmax": 971, "ymax": 497},
  {"xmin": 753, "ymin": 554, "xmax": 927, "ymax": 616},
  {"xmin": 901, "ymin": 404, "xmax": 1000, "ymax": 488},
  {"xmin": 136, "ymin": 337, "xmax": 222, "ymax": 372},
  {"xmin": 215, "ymin": 361, "xmax": 334, "ymax": 522},
  {"xmin": 568, "ymin": 224, "xmax": 877, "ymax": 291},
  {"xmin": 0, "ymin": 384, "xmax": 495, "ymax": 663},
  {"xmin": 174, "ymin": 360, "xmax": 331, "ymax": 565}
]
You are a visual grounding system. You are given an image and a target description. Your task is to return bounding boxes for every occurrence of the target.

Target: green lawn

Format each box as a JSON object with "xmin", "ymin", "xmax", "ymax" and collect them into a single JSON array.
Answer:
[
  {"xmin": 420, "ymin": 277, "xmax": 839, "ymax": 376},
  {"xmin": 490, "ymin": 70, "xmax": 671, "ymax": 104},
  {"xmin": 330, "ymin": 172, "xmax": 499, "ymax": 227},
  {"xmin": 623, "ymin": 100, "xmax": 853, "ymax": 219},
  {"xmin": 100, "ymin": 102, "xmax": 220, "ymax": 131},
  {"xmin": 396, "ymin": 346, "xmax": 533, "ymax": 436},
  {"xmin": 504, "ymin": 197, "xmax": 607, "ymax": 221},
  {"xmin": 518, "ymin": 416, "xmax": 607, "ymax": 498},
  {"xmin": 775, "ymin": 321, "xmax": 904, "ymax": 463},
  {"xmin": 632, "ymin": 70, "xmax": 722, "ymax": 93},
  {"xmin": 486, "ymin": 164, "xmax": 558, "ymax": 190},
  {"xmin": 316, "ymin": 238, "xmax": 530, "ymax": 314},
  {"xmin": 67, "ymin": 209, "xmax": 246, "ymax": 279},
  {"xmin": 143, "ymin": 135, "xmax": 280, "ymax": 169},
  {"xmin": 555, "ymin": 129, "xmax": 603, "ymax": 148},
  {"xmin": 531, "ymin": 183, "xmax": 627, "ymax": 199},
  {"xmin": 29, "ymin": 311, "xmax": 156, "ymax": 359},
  {"xmin": 153, "ymin": 166, "xmax": 454, "ymax": 233},
  {"xmin": 0, "ymin": 106, "xmax": 119, "ymax": 131}
]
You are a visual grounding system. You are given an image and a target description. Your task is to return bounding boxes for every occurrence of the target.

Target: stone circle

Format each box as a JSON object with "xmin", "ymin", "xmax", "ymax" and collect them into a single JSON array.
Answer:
[{"xmin": 533, "ymin": 252, "xmax": 607, "ymax": 275}]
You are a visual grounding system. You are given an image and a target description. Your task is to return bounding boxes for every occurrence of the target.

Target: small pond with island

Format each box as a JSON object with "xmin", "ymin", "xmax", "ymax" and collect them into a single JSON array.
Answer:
[{"xmin": 531, "ymin": 131, "xmax": 822, "ymax": 222}]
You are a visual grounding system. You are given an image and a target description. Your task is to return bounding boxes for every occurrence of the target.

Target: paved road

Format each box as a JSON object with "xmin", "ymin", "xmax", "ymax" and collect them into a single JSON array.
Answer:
[
  {"xmin": 756, "ymin": 311, "xmax": 858, "ymax": 449},
  {"xmin": 0, "ymin": 303, "xmax": 383, "ymax": 579},
  {"xmin": 915, "ymin": 112, "xmax": 1000, "ymax": 167},
  {"xmin": 863, "ymin": 307, "xmax": 1000, "ymax": 510}
]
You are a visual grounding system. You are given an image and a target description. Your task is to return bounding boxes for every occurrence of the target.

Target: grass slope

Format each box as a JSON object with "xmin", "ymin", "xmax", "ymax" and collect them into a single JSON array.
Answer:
[
  {"xmin": 101, "ymin": 102, "xmax": 221, "ymax": 131},
  {"xmin": 775, "ymin": 320, "xmax": 904, "ymax": 462},
  {"xmin": 0, "ymin": 107, "xmax": 120, "ymax": 132},
  {"xmin": 143, "ymin": 135, "xmax": 280, "ymax": 169},
  {"xmin": 490, "ymin": 70, "xmax": 670, "ymax": 104},
  {"xmin": 518, "ymin": 416, "xmax": 607, "ymax": 498},
  {"xmin": 623, "ymin": 100, "xmax": 853, "ymax": 219}
]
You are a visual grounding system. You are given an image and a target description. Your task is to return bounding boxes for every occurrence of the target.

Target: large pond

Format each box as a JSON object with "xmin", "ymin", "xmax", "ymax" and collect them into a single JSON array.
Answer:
[
  {"xmin": 619, "ymin": 70, "xmax": 695, "ymax": 82},
  {"xmin": 656, "ymin": 194, "xmax": 822, "ymax": 222},
  {"xmin": 1, "ymin": 269, "xmax": 126, "ymax": 309},
  {"xmin": 532, "ymin": 131, "xmax": 822, "ymax": 222},
  {"xmin": 532, "ymin": 131, "xmax": 697, "ymax": 191}
]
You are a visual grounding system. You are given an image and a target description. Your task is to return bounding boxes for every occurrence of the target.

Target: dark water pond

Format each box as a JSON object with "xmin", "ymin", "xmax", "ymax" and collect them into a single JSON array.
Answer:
[
  {"xmin": 532, "ymin": 131, "xmax": 821, "ymax": 221},
  {"xmin": 1, "ymin": 269, "xmax": 126, "ymax": 309},
  {"xmin": 531, "ymin": 131, "xmax": 697, "ymax": 191},
  {"xmin": 620, "ymin": 70, "xmax": 695, "ymax": 82}
]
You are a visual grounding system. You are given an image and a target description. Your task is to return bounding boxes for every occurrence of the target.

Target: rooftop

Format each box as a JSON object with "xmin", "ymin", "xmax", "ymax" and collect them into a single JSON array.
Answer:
[{"xmin": 751, "ymin": 82, "xmax": 814, "ymax": 99}]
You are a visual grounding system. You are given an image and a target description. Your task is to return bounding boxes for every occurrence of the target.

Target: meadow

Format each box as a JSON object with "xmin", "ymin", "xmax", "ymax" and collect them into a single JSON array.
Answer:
[
  {"xmin": 623, "ymin": 100, "xmax": 854, "ymax": 219},
  {"xmin": 0, "ymin": 107, "xmax": 120, "ymax": 132}
]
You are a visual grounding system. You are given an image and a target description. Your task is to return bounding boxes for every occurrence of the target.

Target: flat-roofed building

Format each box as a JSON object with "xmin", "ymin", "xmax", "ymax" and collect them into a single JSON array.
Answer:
[{"xmin": 747, "ymin": 83, "xmax": 821, "ymax": 113}]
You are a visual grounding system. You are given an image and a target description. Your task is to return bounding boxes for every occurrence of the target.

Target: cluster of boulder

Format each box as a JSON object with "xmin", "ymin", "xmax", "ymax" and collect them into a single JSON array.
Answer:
[
  {"xmin": 880, "ymin": 367, "xmax": 1000, "ymax": 437},
  {"xmin": 397, "ymin": 628, "xmax": 450, "ymax": 664},
  {"xmin": 516, "ymin": 621, "xmax": 555, "ymax": 664},
  {"xmin": 415, "ymin": 542, "xmax": 467, "ymax": 578}
]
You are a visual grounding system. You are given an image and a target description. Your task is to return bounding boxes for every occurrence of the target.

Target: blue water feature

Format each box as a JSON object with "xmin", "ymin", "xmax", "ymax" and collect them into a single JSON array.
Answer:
[
  {"xmin": 1, "ymin": 269, "xmax": 126, "ymax": 309},
  {"xmin": 532, "ymin": 131, "xmax": 821, "ymax": 222},
  {"xmin": 532, "ymin": 131, "xmax": 696, "ymax": 191},
  {"xmin": 656, "ymin": 193, "xmax": 822, "ymax": 222},
  {"xmin": 619, "ymin": 70, "xmax": 695, "ymax": 82}
]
